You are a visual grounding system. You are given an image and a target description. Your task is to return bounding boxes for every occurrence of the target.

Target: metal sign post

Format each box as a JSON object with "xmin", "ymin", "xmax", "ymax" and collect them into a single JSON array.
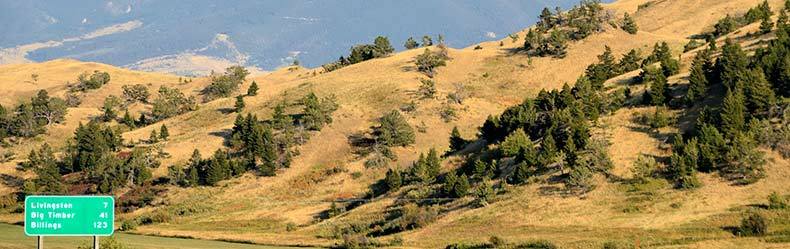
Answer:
[{"xmin": 24, "ymin": 195, "xmax": 114, "ymax": 248}]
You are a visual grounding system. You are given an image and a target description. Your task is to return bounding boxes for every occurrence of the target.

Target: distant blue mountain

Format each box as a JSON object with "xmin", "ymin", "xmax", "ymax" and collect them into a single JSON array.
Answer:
[{"xmin": 0, "ymin": 0, "xmax": 602, "ymax": 73}]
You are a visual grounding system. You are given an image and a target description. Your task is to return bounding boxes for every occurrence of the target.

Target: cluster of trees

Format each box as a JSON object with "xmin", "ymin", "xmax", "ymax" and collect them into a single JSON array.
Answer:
[
  {"xmin": 104, "ymin": 85, "xmax": 197, "ymax": 128},
  {"xmin": 663, "ymin": 30, "xmax": 790, "ymax": 188},
  {"xmin": 168, "ymin": 92, "xmax": 338, "ymax": 186},
  {"xmin": 322, "ymin": 36, "xmax": 395, "ymax": 72},
  {"xmin": 72, "ymin": 71, "xmax": 111, "ymax": 91},
  {"xmin": 0, "ymin": 90, "xmax": 68, "ymax": 140},
  {"xmin": 23, "ymin": 121, "xmax": 160, "ymax": 194},
  {"xmin": 404, "ymin": 34, "xmax": 444, "ymax": 50},
  {"xmin": 523, "ymin": 0, "xmax": 609, "ymax": 58},
  {"xmin": 713, "ymin": 0, "xmax": 776, "ymax": 37},
  {"xmin": 202, "ymin": 66, "xmax": 250, "ymax": 101}
]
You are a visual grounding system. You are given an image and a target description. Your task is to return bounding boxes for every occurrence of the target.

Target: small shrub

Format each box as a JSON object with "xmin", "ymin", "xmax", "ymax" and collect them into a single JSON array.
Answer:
[
  {"xmin": 286, "ymin": 222, "xmax": 297, "ymax": 232},
  {"xmin": 474, "ymin": 45, "xmax": 483, "ymax": 50},
  {"xmin": 120, "ymin": 219, "xmax": 137, "ymax": 231},
  {"xmin": 440, "ymin": 105, "xmax": 458, "ymax": 122},
  {"xmin": 631, "ymin": 154, "xmax": 659, "ymax": 182},
  {"xmin": 738, "ymin": 213, "xmax": 768, "ymax": 236},
  {"xmin": 514, "ymin": 240, "xmax": 557, "ymax": 249},
  {"xmin": 768, "ymin": 192, "xmax": 787, "ymax": 209}
]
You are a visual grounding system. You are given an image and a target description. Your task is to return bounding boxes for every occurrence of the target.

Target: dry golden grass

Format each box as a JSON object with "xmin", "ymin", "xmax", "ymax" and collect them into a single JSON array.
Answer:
[{"xmin": 1, "ymin": 0, "xmax": 789, "ymax": 248}]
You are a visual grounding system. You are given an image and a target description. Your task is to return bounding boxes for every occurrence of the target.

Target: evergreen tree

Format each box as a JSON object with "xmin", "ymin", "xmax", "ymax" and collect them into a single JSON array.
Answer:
[
  {"xmin": 186, "ymin": 149, "xmax": 202, "ymax": 186},
  {"xmin": 714, "ymin": 15, "xmax": 737, "ymax": 37},
  {"xmin": 449, "ymin": 126, "xmax": 466, "ymax": 152},
  {"xmin": 373, "ymin": 110, "xmax": 415, "ymax": 147},
  {"xmin": 742, "ymin": 68, "xmax": 776, "ymax": 115},
  {"xmin": 511, "ymin": 162, "xmax": 531, "ymax": 184},
  {"xmin": 204, "ymin": 150, "xmax": 230, "ymax": 186},
  {"xmin": 618, "ymin": 49, "xmax": 642, "ymax": 73},
  {"xmin": 622, "ymin": 12, "xmax": 638, "ymax": 34},
  {"xmin": 235, "ymin": 95, "xmax": 245, "ymax": 113},
  {"xmin": 453, "ymin": 174, "xmax": 470, "ymax": 197},
  {"xmin": 410, "ymin": 153, "xmax": 434, "ymax": 183},
  {"xmin": 472, "ymin": 159, "xmax": 495, "ymax": 180},
  {"xmin": 385, "ymin": 168, "xmax": 402, "ymax": 191},
  {"xmin": 422, "ymin": 35, "xmax": 433, "ymax": 47},
  {"xmin": 686, "ymin": 50, "xmax": 711, "ymax": 104},
  {"xmin": 373, "ymin": 36, "xmax": 395, "ymax": 57},
  {"xmin": 414, "ymin": 48, "xmax": 447, "ymax": 77},
  {"xmin": 426, "ymin": 148, "xmax": 441, "ymax": 179},
  {"xmin": 779, "ymin": 10, "xmax": 789, "ymax": 28},
  {"xmin": 721, "ymin": 89, "xmax": 747, "ymax": 136},
  {"xmin": 149, "ymin": 129, "xmax": 159, "ymax": 144},
  {"xmin": 524, "ymin": 29, "xmax": 543, "ymax": 51},
  {"xmin": 300, "ymin": 92, "xmax": 337, "ymax": 130},
  {"xmin": 271, "ymin": 102, "xmax": 293, "ymax": 130},
  {"xmin": 25, "ymin": 144, "xmax": 65, "ymax": 194},
  {"xmin": 259, "ymin": 125, "xmax": 278, "ymax": 176},
  {"xmin": 538, "ymin": 7, "xmax": 555, "ymax": 31},
  {"xmin": 718, "ymin": 39, "xmax": 749, "ymax": 89},
  {"xmin": 760, "ymin": 15, "xmax": 775, "ymax": 34},
  {"xmin": 645, "ymin": 67, "xmax": 670, "ymax": 106},
  {"xmin": 122, "ymin": 110, "xmax": 136, "ymax": 128},
  {"xmin": 723, "ymin": 132, "xmax": 766, "ymax": 184},
  {"xmin": 404, "ymin": 37, "xmax": 419, "ymax": 50},
  {"xmin": 247, "ymin": 81, "xmax": 259, "ymax": 96},
  {"xmin": 500, "ymin": 128, "xmax": 532, "ymax": 157},
  {"xmin": 159, "ymin": 124, "xmax": 169, "ymax": 141},
  {"xmin": 697, "ymin": 123, "xmax": 727, "ymax": 172},
  {"xmin": 668, "ymin": 138, "xmax": 702, "ymax": 189}
]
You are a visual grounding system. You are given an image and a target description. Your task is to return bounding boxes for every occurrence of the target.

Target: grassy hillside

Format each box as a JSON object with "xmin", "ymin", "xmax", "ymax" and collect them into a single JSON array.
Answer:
[{"xmin": 0, "ymin": 0, "xmax": 789, "ymax": 248}]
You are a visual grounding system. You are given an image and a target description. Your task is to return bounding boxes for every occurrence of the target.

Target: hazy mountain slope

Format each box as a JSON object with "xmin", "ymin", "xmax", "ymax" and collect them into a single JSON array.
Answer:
[{"xmin": 0, "ymin": 0, "xmax": 594, "ymax": 73}]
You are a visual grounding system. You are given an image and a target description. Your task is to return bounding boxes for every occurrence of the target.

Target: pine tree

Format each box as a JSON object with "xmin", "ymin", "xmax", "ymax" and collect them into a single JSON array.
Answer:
[
  {"xmin": 159, "ymin": 124, "xmax": 169, "ymax": 141},
  {"xmin": 618, "ymin": 49, "xmax": 642, "ymax": 73},
  {"xmin": 723, "ymin": 132, "xmax": 766, "ymax": 184},
  {"xmin": 760, "ymin": 15, "xmax": 775, "ymax": 34},
  {"xmin": 622, "ymin": 12, "xmax": 638, "ymax": 34},
  {"xmin": 204, "ymin": 150, "xmax": 230, "ymax": 186},
  {"xmin": 779, "ymin": 10, "xmax": 789, "ymax": 28},
  {"xmin": 742, "ymin": 69, "xmax": 776, "ymax": 115},
  {"xmin": 373, "ymin": 36, "xmax": 395, "ymax": 57},
  {"xmin": 26, "ymin": 144, "xmax": 65, "ymax": 194},
  {"xmin": 646, "ymin": 68, "xmax": 670, "ymax": 106},
  {"xmin": 122, "ymin": 110, "xmax": 136, "ymax": 128},
  {"xmin": 149, "ymin": 129, "xmax": 159, "ymax": 144},
  {"xmin": 422, "ymin": 35, "xmax": 433, "ymax": 47},
  {"xmin": 187, "ymin": 149, "xmax": 202, "ymax": 186},
  {"xmin": 271, "ymin": 102, "xmax": 293, "ymax": 130},
  {"xmin": 442, "ymin": 173, "xmax": 457, "ymax": 196},
  {"xmin": 426, "ymin": 148, "xmax": 441, "ymax": 180},
  {"xmin": 385, "ymin": 168, "xmax": 402, "ymax": 191},
  {"xmin": 500, "ymin": 128, "xmax": 532, "ymax": 157},
  {"xmin": 668, "ymin": 138, "xmax": 702, "ymax": 189},
  {"xmin": 449, "ymin": 126, "xmax": 466, "ymax": 152},
  {"xmin": 686, "ymin": 50, "xmax": 710, "ymax": 104},
  {"xmin": 524, "ymin": 29, "xmax": 543, "ymax": 51},
  {"xmin": 718, "ymin": 39, "xmax": 749, "ymax": 89},
  {"xmin": 453, "ymin": 174, "xmax": 470, "ymax": 197},
  {"xmin": 721, "ymin": 89, "xmax": 747, "ymax": 136},
  {"xmin": 374, "ymin": 110, "xmax": 415, "ymax": 147},
  {"xmin": 511, "ymin": 162, "xmax": 531, "ymax": 184},
  {"xmin": 235, "ymin": 95, "xmax": 245, "ymax": 113},
  {"xmin": 247, "ymin": 81, "xmax": 259, "ymax": 96},
  {"xmin": 404, "ymin": 37, "xmax": 419, "ymax": 49},
  {"xmin": 697, "ymin": 123, "xmax": 727, "ymax": 172}
]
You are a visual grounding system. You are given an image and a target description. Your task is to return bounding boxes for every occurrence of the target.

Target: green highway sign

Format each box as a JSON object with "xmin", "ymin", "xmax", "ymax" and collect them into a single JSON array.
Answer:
[{"xmin": 25, "ymin": 196, "xmax": 114, "ymax": 236}]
